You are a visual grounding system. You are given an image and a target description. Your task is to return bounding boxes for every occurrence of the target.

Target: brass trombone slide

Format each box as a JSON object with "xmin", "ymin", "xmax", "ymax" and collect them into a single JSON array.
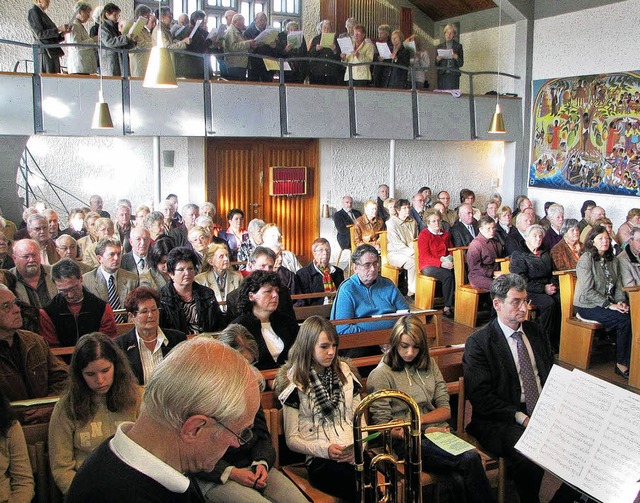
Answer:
[{"xmin": 353, "ymin": 389, "xmax": 423, "ymax": 503}]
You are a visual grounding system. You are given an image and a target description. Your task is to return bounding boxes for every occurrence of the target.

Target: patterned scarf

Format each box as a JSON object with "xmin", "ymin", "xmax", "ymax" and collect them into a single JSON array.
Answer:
[
  {"xmin": 309, "ymin": 367, "xmax": 345, "ymax": 435},
  {"xmin": 600, "ymin": 260, "xmax": 615, "ymax": 302},
  {"xmin": 316, "ymin": 263, "xmax": 336, "ymax": 293}
]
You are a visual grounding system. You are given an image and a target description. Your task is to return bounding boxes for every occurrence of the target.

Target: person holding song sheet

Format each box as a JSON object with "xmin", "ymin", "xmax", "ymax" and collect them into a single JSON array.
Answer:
[
  {"xmin": 463, "ymin": 274, "xmax": 582, "ymax": 503},
  {"xmin": 99, "ymin": 3, "xmax": 136, "ymax": 76},
  {"xmin": 368, "ymin": 315, "xmax": 495, "ymax": 502},
  {"xmin": 340, "ymin": 24, "xmax": 374, "ymax": 86},
  {"xmin": 276, "ymin": 21, "xmax": 307, "ymax": 83},
  {"xmin": 308, "ymin": 20, "xmax": 341, "ymax": 85},
  {"xmin": 435, "ymin": 24, "xmax": 463, "ymax": 90},
  {"xmin": 66, "ymin": 2, "xmax": 97, "ymax": 75},
  {"xmin": 28, "ymin": 0, "xmax": 70, "ymax": 74}
]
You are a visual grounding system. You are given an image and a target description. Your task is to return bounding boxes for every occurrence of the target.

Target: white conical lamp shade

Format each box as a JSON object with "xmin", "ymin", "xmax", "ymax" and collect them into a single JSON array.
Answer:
[
  {"xmin": 143, "ymin": 29, "xmax": 178, "ymax": 88},
  {"xmin": 91, "ymin": 91, "xmax": 114, "ymax": 129}
]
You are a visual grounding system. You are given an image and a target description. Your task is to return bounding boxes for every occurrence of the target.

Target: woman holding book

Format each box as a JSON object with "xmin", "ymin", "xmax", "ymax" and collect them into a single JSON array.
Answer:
[{"xmin": 367, "ymin": 315, "xmax": 495, "ymax": 502}]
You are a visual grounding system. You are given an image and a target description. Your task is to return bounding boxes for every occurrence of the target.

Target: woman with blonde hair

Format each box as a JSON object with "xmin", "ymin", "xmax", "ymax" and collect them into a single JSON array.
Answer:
[
  {"xmin": 276, "ymin": 316, "xmax": 361, "ymax": 500},
  {"xmin": 367, "ymin": 315, "xmax": 494, "ymax": 502},
  {"xmin": 195, "ymin": 243, "xmax": 243, "ymax": 309},
  {"xmin": 66, "ymin": 1, "xmax": 97, "ymax": 74}
]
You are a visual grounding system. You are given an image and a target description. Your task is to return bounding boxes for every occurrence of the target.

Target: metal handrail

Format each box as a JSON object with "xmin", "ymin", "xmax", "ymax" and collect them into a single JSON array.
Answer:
[{"xmin": 1, "ymin": 37, "xmax": 521, "ymax": 140}]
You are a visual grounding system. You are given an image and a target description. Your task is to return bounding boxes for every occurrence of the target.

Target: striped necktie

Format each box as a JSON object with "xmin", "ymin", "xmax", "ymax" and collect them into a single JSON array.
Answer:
[
  {"xmin": 107, "ymin": 275, "xmax": 125, "ymax": 323},
  {"xmin": 512, "ymin": 331, "xmax": 539, "ymax": 415}
]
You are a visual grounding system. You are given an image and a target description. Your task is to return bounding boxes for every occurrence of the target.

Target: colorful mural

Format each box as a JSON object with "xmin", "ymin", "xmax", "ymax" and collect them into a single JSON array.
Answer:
[{"xmin": 530, "ymin": 72, "xmax": 640, "ymax": 196}]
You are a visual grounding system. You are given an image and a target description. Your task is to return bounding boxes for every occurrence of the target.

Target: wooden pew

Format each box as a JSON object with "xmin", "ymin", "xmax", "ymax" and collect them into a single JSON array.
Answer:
[
  {"xmin": 450, "ymin": 246, "xmax": 488, "ymax": 328},
  {"xmin": 378, "ymin": 231, "xmax": 401, "ymax": 285},
  {"xmin": 623, "ymin": 285, "xmax": 640, "ymax": 389},
  {"xmin": 556, "ymin": 270, "xmax": 603, "ymax": 369},
  {"xmin": 291, "ymin": 291, "xmax": 336, "ymax": 321},
  {"xmin": 413, "ymin": 240, "xmax": 438, "ymax": 310}
]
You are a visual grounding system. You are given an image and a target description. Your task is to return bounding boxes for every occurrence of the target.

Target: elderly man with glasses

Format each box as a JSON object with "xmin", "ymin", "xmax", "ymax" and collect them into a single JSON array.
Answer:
[
  {"xmin": 66, "ymin": 337, "xmax": 261, "ymax": 502},
  {"xmin": 330, "ymin": 244, "xmax": 408, "ymax": 357}
]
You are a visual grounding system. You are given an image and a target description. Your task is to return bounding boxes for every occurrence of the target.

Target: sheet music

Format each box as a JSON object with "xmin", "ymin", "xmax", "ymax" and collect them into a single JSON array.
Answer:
[
  {"xmin": 516, "ymin": 366, "xmax": 640, "ymax": 503},
  {"xmin": 337, "ymin": 37, "xmax": 354, "ymax": 55},
  {"xmin": 128, "ymin": 17, "xmax": 146, "ymax": 37},
  {"xmin": 437, "ymin": 48, "xmax": 453, "ymax": 59},
  {"xmin": 207, "ymin": 23, "xmax": 226, "ymax": 41},
  {"xmin": 254, "ymin": 28, "xmax": 279, "ymax": 45},
  {"xmin": 188, "ymin": 19, "xmax": 202, "ymax": 39},
  {"xmin": 403, "ymin": 40, "xmax": 416, "ymax": 57},
  {"xmin": 320, "ymin": 32, "xmax": 335, "ymax": 48},
  {"xmin": 287, "ymin": 31, "xmax": 303, "ymax": 49},
  {"xmin": 376, "ymin": 42, "xmax": 392, "ymax": 60}
]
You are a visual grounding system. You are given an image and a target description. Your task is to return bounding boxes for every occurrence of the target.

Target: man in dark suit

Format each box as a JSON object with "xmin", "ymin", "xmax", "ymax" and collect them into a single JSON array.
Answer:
[
  {"xmin": 409, "ymin": 193, "xmax": 427, "ymax": 232},
  {"xmin": 115, "ymin": 286, "xmax": 186, "ymax": 385},
  {"xmin": 463, "ymin": 274, "xmax": 578, "ymax": 503},
  {"xmin": 120, "ymin": 227, "xmax": 151, "ymax": 276},
  {"xmin": 450, "ymin": 203, "xmax": 478, "ymax": 247},
  {"xmin": 169, "ymin": 203, "xmax": 199, "ymax": 247},
  {"xmin": 376, "ymin": 184, "xmax": 390, "ymax": 221},
  {"xmin": 296, "ymin": 238, "xmax": 344, "ymax": 305},
  {"xmin": 504, "ymin": 211, "xmax": 534, "ymax": 256},
  {"xmin": 333, "ymin": 195, "xmax": 361, "ymax": 251}
]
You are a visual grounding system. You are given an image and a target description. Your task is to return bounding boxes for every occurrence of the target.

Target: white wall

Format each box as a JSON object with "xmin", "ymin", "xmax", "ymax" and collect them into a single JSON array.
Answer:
[
  {"xmin": 319, "ymin": 138, "xmax": 506, "ymax": 261},
  {"xmin": 23, "ymin": 135, "xmax": 204, "ymax": 218},
  {"xmin": 529, "ymin": 0, "xmax": 640, "ymax": 228}
]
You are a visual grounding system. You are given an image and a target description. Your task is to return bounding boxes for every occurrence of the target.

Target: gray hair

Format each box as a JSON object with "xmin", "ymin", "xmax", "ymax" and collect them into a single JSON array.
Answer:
[
  {"xmin": 51, "ymin": 258, "xmax": 82, "ymax": 281},
  {"xmin": 546, "ymin": 203, "xmax": 564, "ymax": 219},
  {"xmin": 352, "ymin": 244, "xmax": 378, "ymax": 264},
  {"xmin": 144, "ymin": 211, "xmax": 164, "ymax": 229},
  {"xmin": 216, "ymin": 324, "xmax": 259, "ymax": 363},
  {"xmin": 27, "ymin": 213, "xmax": 47, "ymax": 228},
  {"xmin": 91, "ymin": 5, "xmax": 103, "ymax": 24},
  {"xmin": 524, "ymin": 224, "xmax": 545, "ymax": 239},
  {"xmin": 56, "ymin": 234, "xmax": 77, "ymax": 246},
  {"xmin": 74, "ymin": 1, "xmax": 92, "ymax": 13},
  {"xmin": 195, "ymin": 216, "xmax": 213, "ymax": 228},
  {"xmin": 134, "ymin": 4, "xmax": 152, "ymax": 17},
  {"xmin": 157, "ymin": 200, "xmax": 174, "ymax": 211},
  {"xmin": 247, "ymin": 218, "xmax": 265, "ymax": 234},
  {"xmin": 182, "ymin": 203, "xmax": 199, "ymax": 215},
  {"xmin": 95, "ymin": 237, "xmax": 121, "ymax": 257},
  {"xmin": 560, "ymin": 218, "xmax": 580, "ymax": 235},
  {"xmin": 249, "ymin": 246, "xmax": 276, "ymax": 263},
  {"xmin": 141, "ymin": 337, "xmax": 259, "ymax": 430},
  {"xmin": 490, "ymin": 273, "xmax": 527, "ymax": 301}
]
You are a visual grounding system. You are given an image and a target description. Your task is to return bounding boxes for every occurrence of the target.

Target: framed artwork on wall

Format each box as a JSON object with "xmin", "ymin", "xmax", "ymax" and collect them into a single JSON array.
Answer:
[{"xmin": 530, "ymin": 71, "xmax": 640, "ymax": 197}]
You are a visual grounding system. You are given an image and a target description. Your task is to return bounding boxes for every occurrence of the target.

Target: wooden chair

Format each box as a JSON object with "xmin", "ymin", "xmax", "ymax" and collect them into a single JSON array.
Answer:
[
  {"xmin": 378, "ymin": 231, "xmax": 401, "ymax": 285},
  {"xmin": 22, "ymin": 421, "xmax": 63, "ymax": 503},
  {"xmin": 556, "ymin": 270, "xmax": 603, "ymax": 369},
  {"xmin": 450, "ymin": 247, "xmax": 488, "ymax": 328},
  {"xmin": 457, "ymin": 378, "xmax": 507, "ymax": 503},
  {"xmin": 291, "ymin": 292, "xmax": 337, "ymax": 321},
  {"xmin": 413, "ymin": 240, "xmax": 438, "ymax": 310}
]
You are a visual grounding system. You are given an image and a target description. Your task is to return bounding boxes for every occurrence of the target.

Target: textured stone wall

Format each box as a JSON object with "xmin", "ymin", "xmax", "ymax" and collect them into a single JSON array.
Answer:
[
  {"xmin": 529, "ymin": 0, "xmax": 640, "ymax": 228},
  {"xmin": 22, "ymin": 135, "xmax": 204, "ymax": 219}
]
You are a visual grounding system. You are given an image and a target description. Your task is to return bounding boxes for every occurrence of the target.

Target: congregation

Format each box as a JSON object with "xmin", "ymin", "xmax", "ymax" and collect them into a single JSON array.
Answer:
[
  {"xmin": 27, "ymin": 0, "xmax": 461, "ymax": 89},
  {"xmin": 0, "ymin": 182, "xmax": 637, "ymax": 502}
]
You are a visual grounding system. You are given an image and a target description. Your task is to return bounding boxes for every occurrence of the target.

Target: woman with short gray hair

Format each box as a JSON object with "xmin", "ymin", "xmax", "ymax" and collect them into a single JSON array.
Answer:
[{"xmin": 510, "ymin": 224, "xmax": 561, "ymax": 349}]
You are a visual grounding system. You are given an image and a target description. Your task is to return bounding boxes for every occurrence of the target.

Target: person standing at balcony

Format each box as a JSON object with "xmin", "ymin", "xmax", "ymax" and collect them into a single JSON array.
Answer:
[
  {"xmin": 152, "ymin": 7, "xmax": 191, "ymax": 75},
  {"xmin": 124, "ymin": 5, "xmax": 154, "ymax": 78},
  {"xmin": 341, "ymin": 24, "xmax": 374, "ymax": 86},
  {"xmin": 308, "ymin": 20, "xmax": 341, "ymax": 85},
  {"xmin": 99, "ymin": 3, "xmax": 136, "ymax": 76},
  {"xmin": 66, "ymin": 1, "xmax": 97, "ymax": 75},
  {"xmin": 245, "ymin": 12, "xmax": 276, "ymax": 83},
  {"xmin": 27, "ymin": 0, "xmax": 70, "ymax": 74},
  {"xmin": 435, "ymin": 24, "xmax": 463, "ymax": 90},
  {"xmin": 224, "ymin": 14, "xmax": 256, "ymax": 81}
]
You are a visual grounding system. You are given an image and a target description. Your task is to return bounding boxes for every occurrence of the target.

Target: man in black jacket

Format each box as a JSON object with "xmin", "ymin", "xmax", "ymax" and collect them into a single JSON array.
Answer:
[
  {"xmin": 333, "ymin": 195, "xmax": 361, "ymax": 251},
  {"xmin": 296, "ymin": 238, "xmax": 344, "ymax": 305},
  {"xmin": 463, "ymin": 274, "xmax": 578, "ymax": 503}
]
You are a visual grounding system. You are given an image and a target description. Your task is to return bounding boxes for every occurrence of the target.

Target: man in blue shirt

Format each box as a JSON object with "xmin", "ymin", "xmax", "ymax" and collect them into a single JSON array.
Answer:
[{"xmin": 330, "ymin": 244, "xmax": 408, "ymax": 357}]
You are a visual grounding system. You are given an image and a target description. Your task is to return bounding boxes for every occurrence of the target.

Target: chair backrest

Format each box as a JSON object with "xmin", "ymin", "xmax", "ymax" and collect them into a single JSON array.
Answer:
[
  {"xmin": 378, "ymin": 231, "xmax": 391, "ymax": 266},
  {"xmin": 115, "ymin": 322, "xmax": 135, "ymax": 336},
  {"xmin": 556, "ymin": 270, "xmax": 578, "ymax": 320},
  {"xmin": 349, "ymin": 224, "xmax": 356, "ymax": 252},
  {"xmin": 413, "ymin": 239, "xmax": 420, "ymax": 273},
  {"xmin": 450, "ymin": 247, "xmax": 468, "ymax": 288}
]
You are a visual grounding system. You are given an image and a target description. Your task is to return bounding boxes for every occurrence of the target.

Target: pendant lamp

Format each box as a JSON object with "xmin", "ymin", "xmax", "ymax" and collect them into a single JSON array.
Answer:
[
  {"xmin": 91, "ymin": 4, "xmax": 114, "ymax": 129},
  {"xmin": 488, "ymin": 0, "xmax": 506, "ymax": 134},
  {"xmin": 143, "ymin": 1, "xmax": 178, "ymax": 88}
]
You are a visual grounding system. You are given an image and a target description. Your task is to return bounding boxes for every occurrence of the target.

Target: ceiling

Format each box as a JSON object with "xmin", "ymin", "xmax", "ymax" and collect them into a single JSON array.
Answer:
[{"xmin": 410, "ymin": 0, "xmax": 497, "ymax": 22}]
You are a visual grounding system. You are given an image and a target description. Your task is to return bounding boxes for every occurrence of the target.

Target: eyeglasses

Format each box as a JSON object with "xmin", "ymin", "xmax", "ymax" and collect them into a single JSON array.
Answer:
[
  {"xmin": 0, "ymin": 299, "xmax": 21, "ymax": 312},
  {"xmin": 210, "ymin": 417, "xmax": 253, "ymax": 446},
  {"xmin": 504, "ymin": 298, "xmax": 532, "ymax": 309},
  {"xmin": 356, "ymin": 261, "xmax": 378, "ymax": 270},
  {"xmin": 174, "ymin": 267, "xmax": 195, "ymax": 274},
  {"xmin": 136, "ymin": 307, "xmax": 160, "ymax": 316}
]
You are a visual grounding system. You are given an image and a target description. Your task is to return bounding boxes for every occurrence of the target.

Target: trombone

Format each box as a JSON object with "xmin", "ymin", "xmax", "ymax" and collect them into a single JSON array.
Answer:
[{"xmin": 353, "ymin": 389, "xmax": 422, "ymax": 503}]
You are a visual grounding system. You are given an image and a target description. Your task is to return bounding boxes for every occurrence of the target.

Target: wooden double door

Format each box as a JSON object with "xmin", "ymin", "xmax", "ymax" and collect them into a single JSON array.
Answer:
[{"xmin": 206, "ymin": 138, "xmax": 319, "ymax": 264}]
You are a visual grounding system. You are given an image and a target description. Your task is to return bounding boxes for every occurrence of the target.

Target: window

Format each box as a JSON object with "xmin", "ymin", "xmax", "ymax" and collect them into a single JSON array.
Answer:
[{"xmin": 273, "ymin": 0, "xmax": 298, "ymax": 14}]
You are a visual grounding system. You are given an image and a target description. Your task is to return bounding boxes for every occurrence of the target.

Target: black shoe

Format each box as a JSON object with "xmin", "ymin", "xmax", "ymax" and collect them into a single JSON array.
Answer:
[
  {"xmin": 615, "ymin": 366, "xmax": 630, "ymax": 379},
  {"xmin": 443, "ymin": 308, "xmax": 454, "ymax": 319}
]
